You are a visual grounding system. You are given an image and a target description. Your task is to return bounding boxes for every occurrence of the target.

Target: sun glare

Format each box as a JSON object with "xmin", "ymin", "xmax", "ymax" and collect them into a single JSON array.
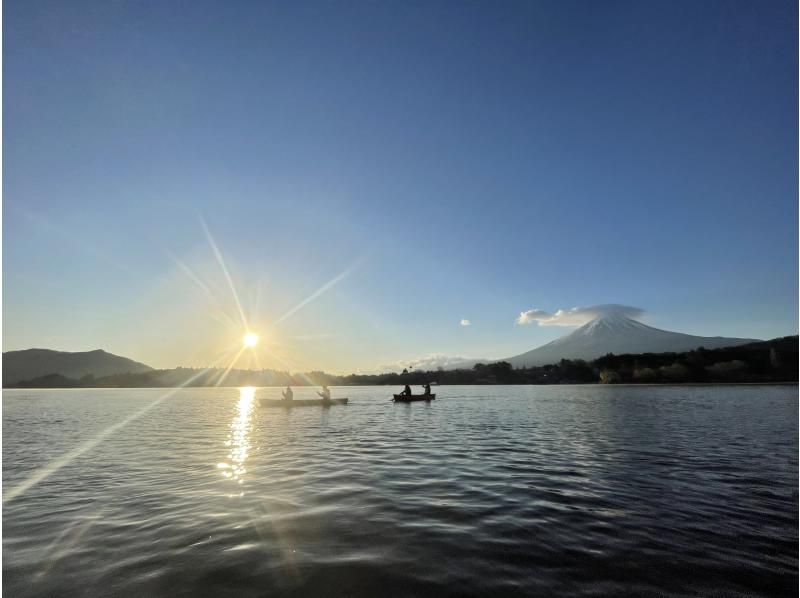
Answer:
[{"xmin": 243, "ymin": 332, "xmax": 259, "ymax": 348}]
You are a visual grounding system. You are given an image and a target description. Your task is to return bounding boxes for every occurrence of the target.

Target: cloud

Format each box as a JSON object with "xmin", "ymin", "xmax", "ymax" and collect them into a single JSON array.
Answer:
[
  {"xmin": 515, "ymin": 309, "xmax": 551, "ymax": 325},
  {"xmin": 460, "ymin": 319, "xmax": 471, "ymax": 326},
  {"xmin": 375, "ymin": 353, "xmax": 482, "ymax": 373},
  {"xmin": 516, "ymin": 304, "xmax": 645, "ymax": 326}
]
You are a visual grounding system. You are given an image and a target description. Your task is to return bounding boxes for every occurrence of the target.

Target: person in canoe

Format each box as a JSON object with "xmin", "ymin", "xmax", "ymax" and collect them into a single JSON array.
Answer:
[
  {"xmin": 401, "ymin": 384, "xmax": 412, "ymax": 396},
  {"xmin": 282, "ymin": 386, "xmax": 293, "ymax": 401},
  {"xmin": 422, "ymin": 383, "xmax": 432, "ymax": 395},
  {"xmin": 317, "ymin": 385, "xmax": 332, "ymax": 401}
]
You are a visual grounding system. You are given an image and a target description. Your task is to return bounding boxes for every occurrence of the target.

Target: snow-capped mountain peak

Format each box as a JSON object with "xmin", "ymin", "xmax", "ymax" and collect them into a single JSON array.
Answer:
[{"xmin": 505, "ymin": 315, "xmax": 758, "ymax": 367}]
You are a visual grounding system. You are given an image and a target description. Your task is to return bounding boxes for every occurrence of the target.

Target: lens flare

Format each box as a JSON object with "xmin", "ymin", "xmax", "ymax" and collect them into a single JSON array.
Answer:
[{"xmin": 243, "ymin": 332, "xmax": 259, "ymax": 348}]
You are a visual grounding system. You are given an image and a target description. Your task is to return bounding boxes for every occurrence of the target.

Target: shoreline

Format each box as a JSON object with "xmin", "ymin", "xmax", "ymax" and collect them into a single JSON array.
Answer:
[{"xmin": 4, "ymin": 381, "xmax": 798, "ymax": 391}]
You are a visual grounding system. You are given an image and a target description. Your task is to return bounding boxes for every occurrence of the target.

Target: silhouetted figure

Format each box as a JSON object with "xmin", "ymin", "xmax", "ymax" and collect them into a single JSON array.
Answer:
[
  {"xmin": 402, "ymin": 384, "xmax": 412, "ymax": 396},
  {"xmin": 282, "ymin": 386, "xmax": 293, "ymax": 401},
  {"xmin": 422, "ymin": 383, "xmax": 431, "ymax": 395},
  {"xmin": 317, "ymin": 385, "xmax": 331, "ymax": 401}
]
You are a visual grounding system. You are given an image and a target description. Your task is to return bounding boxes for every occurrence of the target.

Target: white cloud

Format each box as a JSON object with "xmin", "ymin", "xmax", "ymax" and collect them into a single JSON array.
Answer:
[
  {"xmin": 376, "ymin": 353, "xmax": 482, "ymax": 373},
  {"xmin": 460, "ymin": 319, "xmax": 471, "ymax": 326},
  {"xmin": 515, "ymin": 309, "xmax": 551, "ymax": 325},
  {"xmin": 516, "ymin": 304, "xmax": 645, "ymax": 326}
]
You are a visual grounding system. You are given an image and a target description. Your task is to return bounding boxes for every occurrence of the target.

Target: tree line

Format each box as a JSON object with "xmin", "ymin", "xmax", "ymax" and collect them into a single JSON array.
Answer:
[{"xmin": 9, "ymin": 336, "xmax": 797, "ymax": 388}]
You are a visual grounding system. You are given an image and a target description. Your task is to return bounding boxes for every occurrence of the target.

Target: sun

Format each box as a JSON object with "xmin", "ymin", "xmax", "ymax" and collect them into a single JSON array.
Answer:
[{"xmin": 243, "ymin": 332, "xmax": 259, "ymax": 348}]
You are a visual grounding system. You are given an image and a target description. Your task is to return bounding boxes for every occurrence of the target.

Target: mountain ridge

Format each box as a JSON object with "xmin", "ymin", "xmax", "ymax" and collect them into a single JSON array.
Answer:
[
  {"xmin": 4, "ymin": 335, "xmax": 796, "ymax": 388},
  {"xmin": 2, "ymin": 348, "xmax": 153, "ymax": 386},
  {"xmin": 1, "ymin": 315, "xmax": 767, "ymax": 386}
]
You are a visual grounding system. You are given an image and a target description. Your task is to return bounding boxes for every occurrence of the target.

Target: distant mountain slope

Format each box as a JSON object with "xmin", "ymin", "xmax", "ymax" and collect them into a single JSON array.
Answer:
[
  {"xmin": 505, "ymin": 313, "xmax": 760, "ymax": 367},
  {"xmin": 3, "ymin": 349, "xmax": 153, "ymax": 386}
]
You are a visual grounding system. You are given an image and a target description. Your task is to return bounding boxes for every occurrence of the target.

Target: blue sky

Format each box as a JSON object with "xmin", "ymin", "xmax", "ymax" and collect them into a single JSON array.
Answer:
[{"xmin": 4, "ymin": 0, "xmax": 797, "ymax": 372}]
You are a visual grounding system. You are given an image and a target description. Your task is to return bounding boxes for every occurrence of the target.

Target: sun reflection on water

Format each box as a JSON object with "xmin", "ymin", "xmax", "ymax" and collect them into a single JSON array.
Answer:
[{"xmin": 219, "ymin": 387, "xmax": 256, "ymax": 490}]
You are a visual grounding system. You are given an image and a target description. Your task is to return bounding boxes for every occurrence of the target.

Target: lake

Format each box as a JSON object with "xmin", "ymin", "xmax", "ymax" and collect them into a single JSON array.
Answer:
[{"xmin": 3, "ymin": 385, "xmax": 797, "ymax": 597}]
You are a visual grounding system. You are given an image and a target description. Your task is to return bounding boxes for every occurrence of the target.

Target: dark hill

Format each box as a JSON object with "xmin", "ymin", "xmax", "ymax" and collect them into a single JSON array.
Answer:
[{"xmin": 3, "ymin": 348, "xmax": 153, "ymax": 386}]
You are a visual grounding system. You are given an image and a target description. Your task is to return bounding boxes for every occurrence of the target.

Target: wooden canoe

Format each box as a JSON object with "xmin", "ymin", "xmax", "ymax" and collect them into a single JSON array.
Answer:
[
  {"xmin": 259, "ymin": 398, "xmax": 349, "ymax": 408},
  {"xmin": 393, "ymin": 394, "xmax": 436, "ymax": 402}
]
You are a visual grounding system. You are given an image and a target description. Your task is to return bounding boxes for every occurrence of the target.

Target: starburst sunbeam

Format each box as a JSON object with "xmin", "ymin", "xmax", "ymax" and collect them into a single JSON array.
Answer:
[
  {"xmin": 3, "ymin": 368, "xmax": 212, "ymax": 504},
  {"xmin": 214, "ymin": 346, "xmax": 247, "ymax": 387},
  {"xmin": 274, "ymin": 257, "xmax": 365, "ymax": 326},
  {"xmin": 201, "ymin": 218, "xmax": 249, "ymax": 330},
  {"xmin": 170, "ymin": 254, "xmax": 240, "ymax": 329}
]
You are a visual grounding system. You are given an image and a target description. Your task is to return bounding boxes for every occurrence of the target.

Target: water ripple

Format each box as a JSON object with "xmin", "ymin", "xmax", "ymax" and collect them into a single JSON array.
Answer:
[{"xmin": 3, "ymin": 385, "xmax": 797, "ymax": 597}]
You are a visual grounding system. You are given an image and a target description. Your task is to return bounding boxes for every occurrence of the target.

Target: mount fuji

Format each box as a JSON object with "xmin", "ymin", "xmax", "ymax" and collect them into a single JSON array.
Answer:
[{"xmin": 505, "ymin": 313, "xmax": 759, "ymax": 367}]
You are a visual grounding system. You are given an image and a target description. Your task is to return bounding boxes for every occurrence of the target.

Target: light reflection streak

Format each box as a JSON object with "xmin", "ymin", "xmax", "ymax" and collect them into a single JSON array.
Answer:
[
  {"xmin": 247, "ymin": 506, "xmax": 302, "ymax": 580},
  {"xmin": 35, "ymin": 508, "xmax": 107, "ymax": 580},
  {"xmin": 2, "ymin": 369, "xmax": 212, "ymax": 504},
  {"xmin": 219, "ymin": 387, "xmax": 256, "ymax": 489}
]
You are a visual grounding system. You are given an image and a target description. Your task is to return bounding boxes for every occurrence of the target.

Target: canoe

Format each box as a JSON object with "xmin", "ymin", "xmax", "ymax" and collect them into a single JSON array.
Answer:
[
  {"xmin": 393, "ymin": 394, "xmax": 436, "ymax": 402},
  {"xmin": 259, "ymin": 398, "xmax": 349, "ymax": 408}
]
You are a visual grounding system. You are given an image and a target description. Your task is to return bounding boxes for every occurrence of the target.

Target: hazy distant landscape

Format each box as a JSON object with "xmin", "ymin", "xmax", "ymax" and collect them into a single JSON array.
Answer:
[
  {"xmin": 4, "ymin": 335, "xmax": 796, "ymax": 389},
  {"xmin": 7, "ymin": 309, "xmax": 792, "ymax": 389}
]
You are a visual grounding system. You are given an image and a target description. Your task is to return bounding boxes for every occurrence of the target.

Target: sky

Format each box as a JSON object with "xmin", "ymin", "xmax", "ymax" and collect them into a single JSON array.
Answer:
[{"xmin": 3, "ymin": 0, "xmax": 797, "ymax": 373}]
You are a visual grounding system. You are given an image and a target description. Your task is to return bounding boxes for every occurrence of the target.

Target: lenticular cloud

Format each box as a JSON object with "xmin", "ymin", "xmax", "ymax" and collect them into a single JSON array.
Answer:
[{"xmin": 516, "ymin": 304, "xmax": 645, "ymax": 327}]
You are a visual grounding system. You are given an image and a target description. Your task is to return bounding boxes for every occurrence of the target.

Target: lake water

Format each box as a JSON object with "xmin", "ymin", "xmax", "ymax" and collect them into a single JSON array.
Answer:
[{"xmin": 3, "ymin": 385, "xmax": 797, "ymax": 597}]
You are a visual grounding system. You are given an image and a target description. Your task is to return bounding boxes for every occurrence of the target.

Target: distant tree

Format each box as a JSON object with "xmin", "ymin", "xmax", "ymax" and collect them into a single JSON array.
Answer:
[
  {"xmin": 660, "ymin": 363, "xmax": 689, "ymax": 381},
  {"xmin": 487, "ymin": 361, "xmax": 514, "ymax": 383},
  {"xmin": 633, "ymin": 367, "xmax": 657, "ymax": 382},
  {"xmin": 599, "ymin": 369, "xmax": 620, "ymax": 384},
  {"xmin": 770, "ymin": 348, "xmax": 781, "ymax": 368},
  {"xmin": 706, "ymin": 360, "xmax": 748, "ymax": 380}
]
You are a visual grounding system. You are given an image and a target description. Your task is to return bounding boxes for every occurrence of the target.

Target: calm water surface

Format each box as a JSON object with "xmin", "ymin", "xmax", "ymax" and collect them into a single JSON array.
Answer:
[{"xmin": 3, "ymin": 385, "xmax": 797, "ymax": 597}]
